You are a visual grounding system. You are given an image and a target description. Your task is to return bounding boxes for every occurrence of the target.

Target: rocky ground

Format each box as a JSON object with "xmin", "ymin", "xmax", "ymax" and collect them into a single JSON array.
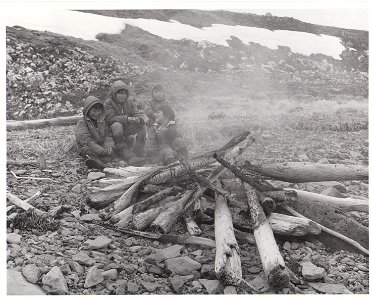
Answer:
[{"xmin": 6, "ymin": 113, "xmax": 369, "ymax": 295}]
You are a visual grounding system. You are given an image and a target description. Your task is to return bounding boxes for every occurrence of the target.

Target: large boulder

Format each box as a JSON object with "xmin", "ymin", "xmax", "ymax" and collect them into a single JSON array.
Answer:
[
  {"xmin": 41, "ymin": 266, "xmax": 68, "ymax": 295},
  {"xmin": 7, "ymin": 269, "xmax": 46, "ymax": 295},
  {"xmin": 165, "ymin": 257, "xmax": 201, "ymax": 275}
]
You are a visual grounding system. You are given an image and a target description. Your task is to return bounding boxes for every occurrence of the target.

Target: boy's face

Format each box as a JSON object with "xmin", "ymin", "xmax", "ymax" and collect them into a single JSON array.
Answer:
[
  {"xmin": 153, "ymin": 88, "xmax": 165, "ymax": 101},
  {"xmin": 88, "ymin": 105, "xmax": 102, "ymax": 121},
  {"xmin": 116, "ymin": 89, "xmax": 128, "ymax": 103},
  {"xmin": 154, "ymin": 110, "xmax": 166, "ymax": 125}
]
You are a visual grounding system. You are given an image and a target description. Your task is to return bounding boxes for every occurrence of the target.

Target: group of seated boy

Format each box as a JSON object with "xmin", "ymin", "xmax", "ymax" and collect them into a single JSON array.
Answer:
[{"xmin": 75, "ymin": 80, "xmax": 188, "ymax": 170}]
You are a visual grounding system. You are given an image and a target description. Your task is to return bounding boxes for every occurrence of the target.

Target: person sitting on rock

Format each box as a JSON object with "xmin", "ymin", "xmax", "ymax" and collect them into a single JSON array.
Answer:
[
  {"xmin": 145, "ymin": 84, "xmax": 175, "ymax": 127},
  {"xmin": 145, "ymin": 104, "xmax": 188, "ymax": 166},
  {"xmin": 75, "ymin": 96, "xmax": 116, "ymax": 170},
  {"xmin": 104, "ymin": 80, "xmax": 147, "ymax": 165}
]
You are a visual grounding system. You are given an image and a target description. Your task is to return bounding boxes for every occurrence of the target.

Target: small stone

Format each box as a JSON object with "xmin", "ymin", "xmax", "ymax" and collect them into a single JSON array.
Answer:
[
  {"xmin": 71, "ymin": 184, "xmax": 82, "ymax": 193},
  {"xmin": 140, "ymin": 281, "xmax": 158, "ymax": 292},
  {"xmin": 146, "ymin": 244, "xmax": 184, "ymax": 263},
  {"xmin": 123, "ymin": 264, "xmax": 138, "ymax": 274},
  {"xmin": 165, "ymin": 257, "xmax": 201, "ymax": 275},
  {"xmin": 246, "ymin": 234, "xmax": 256, "ymax": 245},
  {"xmin": 8, "ymin": 269, "xmax": 46, "ymax": 295},
  {"xmin": 319, "ymin": 181, "xmax": 347, "ymax": 193},
  {"xmin": 248, "ymin": 276, "xmax": 269, "ymax": 292},
  {"xmin": 191, "ymin": 249, "xmax": 203, "ymax": 256},
  {"xmin": 301, "ymin": 261, "xmax": 326, "ymax": 281},
  {"xmin": 84, "ymin": 235, "xmax": 112, "ymax": 250},
  {"xmin": 283, "ymin": 242, "xmax": 291, "ymax": 251},
  {"xmin": 87, "ymin": 172, "xmax": 105, "ymax": 181},
  {"xmin": 224, "ymin": 286, "xmax": 237, "ymax": 294},
  {"xmin": 127, "ymin": 281, "xmax": 140, "ymax": 293},
  {"xmin": 129, "ymin": 246, "xmax": 142, "ymax": 253},
  {"xmin": 298, "ymin": 154, "xmax": 310, "ymax": 161},
  {"xmin": 115, "ymin": 280, "xmax": 127, "ymax": 295},
  {"xmin": 7, "ymin": 233, "xmax": 22, "ymax": 244},
  {"xmin": 80, "ymin": 214, "xmax": 101, "ymax": 222},
  {"xmin": 69, "ymin": 261, "xmax": 85, "ymax": 274},
  {"xmin": 320, "ymin": 187, "xmax": 347, "ymax": 198},
  {"xmin": 41, "ymin": 266, "xmax": 68, "ymax": 295},
  {"xmin": 102, "ymin": 269, "xmax": 118, "ymax": 280},
  {"xmin": 357, "ymin": 264, "xmax": 368, "ymax": 272},
  {"xmin": 22, "ymin": 264, "xmax": 41, "ymax": 284},
  {"xmin": 72, "ymin": 251, "xmax": 95, "ymax": 266},
  {"xmin": 317, "ymin": 158, "xmax": 330, "ymax": 164},
  {"xmin": 199, "ymin": 279, "xmax": 223, "ymax": 294},
  {"xmin": 147, "ymin": 264, "xmax": 165, "ymax": 276},
  {"xmin": 169, "ymin": 275, "xmax": 194, "ymax": 293},
  {"xmin": 308, "ymin": 282, "xmax": 352, "ymax": 294},
  {"xmin": 124, "ymin": 237, "xmax": 137, "ymax": 247},
  {"xmin": 291, "ymin": 242, "xmax": 301, "ymax": 250},
  {"xmin": 84, "ymin": 266, "xmax": 104, "ymax": 288},
  {"xmin": 70, "ymin": 210, "xmax": 80, "ymax": 218},
  {"xmin": 247, "ymin": 266, "xmax": 261, "ymax": 274}
]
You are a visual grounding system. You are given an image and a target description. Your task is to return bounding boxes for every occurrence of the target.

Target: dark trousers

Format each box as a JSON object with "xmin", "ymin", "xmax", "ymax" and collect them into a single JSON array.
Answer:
[{"xmin": 111, "ymin": 122, "xmax": 146, "ymax": 156}]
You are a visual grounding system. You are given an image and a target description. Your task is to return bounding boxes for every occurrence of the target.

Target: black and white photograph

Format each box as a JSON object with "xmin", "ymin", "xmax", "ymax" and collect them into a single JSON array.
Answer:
[{"xmin": 3, "ymin": 0, "xmax": 370, "ymax": 296}]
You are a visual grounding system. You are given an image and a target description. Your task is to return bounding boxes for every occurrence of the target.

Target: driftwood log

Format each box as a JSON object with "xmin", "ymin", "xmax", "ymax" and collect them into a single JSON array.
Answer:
[
  {"xmin": 268, "ymin": 213, "xmax": 321, "ymax": 236},
  {"xmin": 7, "ymin": 115, "xmax": 80, "ymax": 131},
  {"xmin": 243, "ymin": 183, "xmax": 289, "ymax": 290},
  {"xmin": 243, "ymin": 162, "xmax": 368, "ymax": 182}
]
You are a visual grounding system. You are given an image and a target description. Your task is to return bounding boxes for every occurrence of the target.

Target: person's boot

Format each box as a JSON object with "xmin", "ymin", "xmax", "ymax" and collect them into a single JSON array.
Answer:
[{"xmin": 84, "ymin": 154, "xmax": 106, "ymax": 170}]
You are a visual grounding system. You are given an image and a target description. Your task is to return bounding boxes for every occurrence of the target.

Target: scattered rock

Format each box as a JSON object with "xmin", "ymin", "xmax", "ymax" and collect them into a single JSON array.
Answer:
[
  {"xmin": 199, "ymin": 279, "xmax": 223, "ymax": 294},
  {"xmin": 102, "ymin": 269, "xmax": 118, "ymax": 280},
  {"xmin": 22, "ymin": 264, "xmax": 41, "ymax": 283},
  {"xmin": 41, "ymin": 266, "xmax": 68, "ymax": 295},
  {"xmin": 301, "ymin": 261, "xmax": 326, "ymax": 281},
  {"xmin": 87, "ymin": 172, "xmax": 105, "ymax": 181},
  {"xmin": 129, "ymin": 246, "xmax": 142, "ymax": 253},
  {"xmin": 169, "ymin": 275, "xmax": 194, "ymax": 293},
  {"xmin": 291, "ymin": 242, "xmax": 301, "ymax": 250},
  {"xmin": 308, "ymin": 282, "xmax": 352, "ymax": 294},
  {"xmin": 247, "ymin": 266, "xmax": 261, "ymax": 274},
  {"xmin": 224, "ymin": 285, "xmax": 237, "ymax": 294},
  {"xmin": 191, "ymin": 249, "xmax": 203, "ymax": 256},
  {"xmin": 114, "ymin": 280, "xmax": 127, "ymax": 295},
  {"xmin": 319, "ymin": 181, "xmax": 347, "ymax": 193},
  {"xmin": 7, "ymin": 232, "xmax": 22, "ymax": 244},
  {"xmin": 84, "ymin": 235, "xmax": 112, "ymax": 250},
  {"xmin": 165, "ymin": 257, "xmax": 201, "ymax": 275},
  {"xmin": 320, "ymin": 187, "xmax": 347, "ymax": 198},
  {"xmin": 7, "ymin": 269, "xmax": 46, "ymax": 295},
  {"xmin": 80, "ymin": 214, "xmax": 101, "ymax": 222},
  {"xmin": 123, "ymin": 264, "xmax": 138, "ymax": 274},
  {"xmin": 283, "ymin": 241, "xmax": 291, "ymax": 251},
  {"xmin": 72, "ymin": 252, "xmax": 95, "ymax": 266},
  {"xmin": 317, "ymin": 158, "xmax": 330, "ymax": 164},
  {"xmin": 84, "ymin": 266, "xmax": 104, "ymax": 288},
  {"xmin": 71, "ymin": 184, "xmax": 82, "ymax": 193},
  {"xmin": 147, "ymin": 264, "xmax": 165, "ymax": 276},
  {"xmin": 298, "ymin": 154, "xmax": 310, "ymax": 161},
  {"xmin": 248, "ymin": 276, "xmax": 269, "ymax": 292},
  {"xmin": 69, "ymin": 261, "xmax": 85, "ymax": 274},
  {"xmin": 246, "ymin": 234, "xmax": 256, "ymax": 245},
  {"xmin": 146, "ymin": 244, "xmax": 184, "ymax": 263},
  {"xmin": 127, "ymin": 281, "xmax": 140, "ymax": 293},
  {"xmin": 140, "ymin": 281, "xmax": 158, "ymax": 293}
]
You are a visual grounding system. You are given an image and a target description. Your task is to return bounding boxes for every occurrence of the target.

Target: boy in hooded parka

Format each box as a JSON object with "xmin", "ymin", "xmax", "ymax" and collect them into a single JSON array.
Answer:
[
  {"xmin": 145, "ymin": 104, "xmax": 188, "ymax": 166},
  {"xmin": 145, "ymin": 84, "xmax": 175, "ymax": 127},
  {"xmin": 104, "ymin": 80, "xmax": 147, "ymax": 159},
  {"xmin": 75, "ymin": 96, "xmax": 116, "ymax": 169}
]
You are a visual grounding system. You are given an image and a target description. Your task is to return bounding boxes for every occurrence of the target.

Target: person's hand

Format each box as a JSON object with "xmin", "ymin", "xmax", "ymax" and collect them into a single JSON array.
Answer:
[
  {"xmin": 102, "ymin": 147, "xmax": 113, "ymax": 156},
  {"xmin": 128, "ymin": 117, "xmax": 141, "ymax": 124}
]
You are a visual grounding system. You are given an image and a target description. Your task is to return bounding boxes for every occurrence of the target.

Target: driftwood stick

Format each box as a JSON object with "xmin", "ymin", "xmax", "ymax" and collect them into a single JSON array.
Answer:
[
  {"xmin": 7, "ymin": 115, "xmax": 80, "ymax": 131},
  {"xmin": 243, "ymin": 162, "xmax": 368, "ymax": 183},
  {"xmin": 243, "ymin": 183, "xmax": 289, "ymax": 290},
  {"xmin": 282, "ymin": 205, "xmax": 369, "ymax": 255},
  {"xmin": 6, "ymin": 191, "xmax": 46, "ymax": 216},
  {"xmin": 285, "ymin": 189, "xmax": 368, "ymax": 213},
  {"xmin": 7, "ymin": 190, "xmax": 41, "ymax": 212},
  {"xmin": 184, "ymin": 215, "xmax": 202, "ymax": 236},
  {"xmin": 213, "ymin": 154, "xmax": 279, "ymax": 192},
  {"xmin": 9, "ymin": 170, "xmax": 57, "ymax": 183},
  {"xmin": 7, "ymin": 159, "xmax": 39, "ymax": 167},
  {"xmin": 214, "ymin": 181, "xmax": 242, "ymax": 286}
]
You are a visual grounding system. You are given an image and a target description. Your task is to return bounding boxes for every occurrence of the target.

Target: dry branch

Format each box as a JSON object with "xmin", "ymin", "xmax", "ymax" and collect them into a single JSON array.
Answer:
[
  {"xmin": 6, "ymin": 191, "xmax": 46, "ymax": 216},
  {"xmin": 7, "ymin": 190, "xmax": 41, "ymax": 212},
  {"xmin": 282, "ymin": 205, "xmax": 368, "ymax": 256}
]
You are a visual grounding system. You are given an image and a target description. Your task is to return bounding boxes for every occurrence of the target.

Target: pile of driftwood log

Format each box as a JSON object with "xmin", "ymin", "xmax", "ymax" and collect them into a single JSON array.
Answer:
[
  {"xmin": 7, "ymin": 131, "xmax": 369, "ymax": 292},
  {"xmin": 84, "ymin": 131, "xmax": 369, "ymax": 291}
]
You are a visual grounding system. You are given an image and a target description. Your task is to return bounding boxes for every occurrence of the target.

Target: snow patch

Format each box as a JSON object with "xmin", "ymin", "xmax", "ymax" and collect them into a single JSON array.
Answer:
[{"xmin": 5, "ymin": 9, "xmax": 345, "ymax": 59}]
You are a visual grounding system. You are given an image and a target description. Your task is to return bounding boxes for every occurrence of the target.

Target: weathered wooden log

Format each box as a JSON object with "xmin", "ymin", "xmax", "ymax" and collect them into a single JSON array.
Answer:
[
  {"xmin": 214, "ymin": 154, "xmax": 280, "ymax": 192},
  {"xmin": 243, "ymin": 183, "xmax": 289, "ymax": 290},
  {"xmin": 262, "ymin": 190, "xmax": 298, "ymax": 203},
  {"xmin": 183, "ymin": 215, "xmax": 202, "ymax": 236},
  {"xmin": 98, "ymin": 176, "xmax": 140, "ymax": 191},
  {"xmin": 133, "ymin": 186, "xmax": 182, "ymax": 214},
  {"xmin": 6, "ymin": 191, "xmax": 46, "ymax": 216},
  {"xmin": 7, "ymin": 115, "xmax": 80, "ymax": 131},
  {"xmin": 268, "ymin": 213, "xmax": 321, "ymax": 236},
  {"xmin": 282, "ymin": 205, "xmax": 368, "ymax": 255},
  {"xmin": 243, "ymin": 162, "xmax": 368, "ymax": 183},
  {"xmin": 132, "ymin": 198, "xmax": 176, "ymax": 230},
  {"xmin": 214, "ymin": 181, "xmax": 242, "ymax": 285},
  {"xmin": 104, "ymin": 166, "xmax": 159, "ymax": 177},
  {"xmin": 114, "ymin": 206, "xmax": 133, "ymax": 228},
  {"xmin": 7, "ymin": 159, "xmax": 39, "ymax": 167},
  {"xmin": 283, "ymin": 195, "xmax": 369, "ymax": 249},
  {"xmin": 150, "ymin": 190, "xmax": 195, "ymax": 234},
  {"xmin": 286, "ymin": 189, "xmax": 368, "ymax": 213},
  {"xmin": 88, "ymin": 189, "xmax": 128, "ymax": 209}
]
